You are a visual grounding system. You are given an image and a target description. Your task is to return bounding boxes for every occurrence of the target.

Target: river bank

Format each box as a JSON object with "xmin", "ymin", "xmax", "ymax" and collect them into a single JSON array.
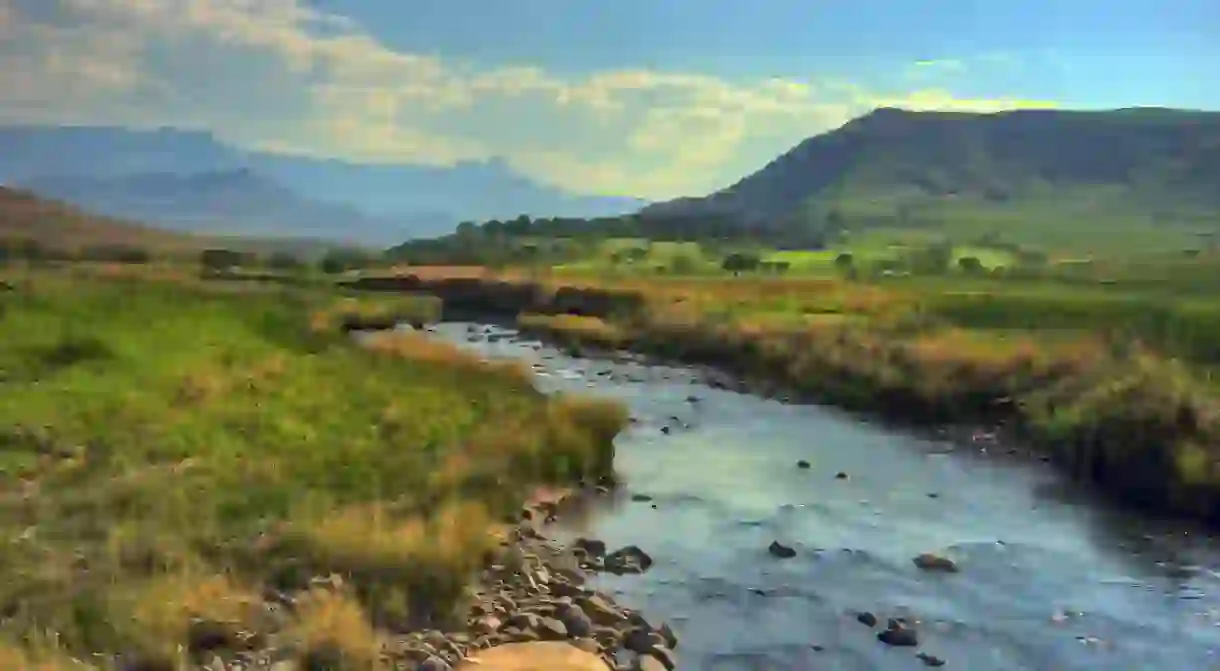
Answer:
[
  {"xmin": 0, "ymin": 268, "xmax": 668, "ymax": 670},
  {"xmin": 344, "ymin": 272, "xmax": 1220, "ymax": 526}
]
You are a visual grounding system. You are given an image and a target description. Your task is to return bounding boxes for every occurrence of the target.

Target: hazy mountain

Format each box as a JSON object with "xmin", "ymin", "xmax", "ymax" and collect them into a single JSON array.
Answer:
[
  {"xmin": 640, "ymin": 107, "xmax": 1220, "ymax": 232},
  {"xmin": 0, "ymin": 185, "xmax": 196, "ymax": 252},
  {"xmin": 0, "ymin": 125, "xmax": 647, "ymax": 243},
  {"xmin": 21, "ymin": 169, "xmax": 433, "ymax": 247}
]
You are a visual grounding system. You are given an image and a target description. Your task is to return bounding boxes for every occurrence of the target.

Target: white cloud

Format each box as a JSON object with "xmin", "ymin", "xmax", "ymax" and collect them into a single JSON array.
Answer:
[{"xmin": 0, "ymin": 0, "xmax": 1061, "ymax": 199}]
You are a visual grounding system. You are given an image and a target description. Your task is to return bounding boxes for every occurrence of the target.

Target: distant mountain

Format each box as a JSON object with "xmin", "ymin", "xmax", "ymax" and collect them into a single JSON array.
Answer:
[
  {"xmin": 247, "ymin": 154, "xmax": 646, "ymax": 222},
  {"xmin": 21, "ymin": 169, "xmax": 432, "ymax": 247},
  {"xmin": 0, "ymin": 125, "xmax": 647, "ymax": 244},
  {"xmin": 0, "ymin": 185, "xmax": 197, "ymax": 252},
  {"xmin": 640, "ymin": 107, "xmax": 1220, "ymax": 238}
]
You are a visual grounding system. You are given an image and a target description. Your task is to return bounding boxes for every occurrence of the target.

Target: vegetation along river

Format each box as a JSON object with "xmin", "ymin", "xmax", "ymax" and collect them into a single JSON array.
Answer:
[{"xmin": 431, "ymin": 321, "xmax": 1220, "ymax": 671}]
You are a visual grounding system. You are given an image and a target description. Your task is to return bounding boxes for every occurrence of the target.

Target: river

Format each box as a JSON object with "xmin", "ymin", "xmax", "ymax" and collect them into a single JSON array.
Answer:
[{"xmin": 433, "ymin": 322, "xmax": 1220, "ymax": 670}]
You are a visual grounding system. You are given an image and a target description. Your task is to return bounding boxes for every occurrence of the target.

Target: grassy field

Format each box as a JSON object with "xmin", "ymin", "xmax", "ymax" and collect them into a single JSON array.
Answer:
[{"xmin": 0, "ymin": 266, "xmax": 626, "ymax": 668}]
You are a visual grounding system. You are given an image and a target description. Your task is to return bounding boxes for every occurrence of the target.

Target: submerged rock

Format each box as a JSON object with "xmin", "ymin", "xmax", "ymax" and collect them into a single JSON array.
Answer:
[
  {"xmin": 768, "ymin": 541, "xmax": 797, "ymax": 559},
  {"xmin": 917, "ymin": 652, "xmax": 947, "ymax": 667}
]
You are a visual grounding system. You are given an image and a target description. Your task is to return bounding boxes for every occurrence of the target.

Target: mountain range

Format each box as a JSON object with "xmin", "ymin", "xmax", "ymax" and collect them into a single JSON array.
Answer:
[
  {"xmin": 639, "ymin": 107, "xmax": 1220, "ymax": 245},
  {"xmin": 0, "ymin": 126, "xmax": 646, "ymax": 246}
]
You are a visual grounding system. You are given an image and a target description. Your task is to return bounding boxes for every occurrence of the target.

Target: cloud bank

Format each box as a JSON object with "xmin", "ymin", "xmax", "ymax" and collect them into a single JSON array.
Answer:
[{"xmin": 0, "ymin": 0, "xmax": 1058, "ymax": 198}]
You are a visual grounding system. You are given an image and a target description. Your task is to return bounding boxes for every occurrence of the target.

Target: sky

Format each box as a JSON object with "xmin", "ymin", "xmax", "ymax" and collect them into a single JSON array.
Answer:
[{"xmin": 0, "ymin": 0, "xmax": 1216, "ymax": 199}]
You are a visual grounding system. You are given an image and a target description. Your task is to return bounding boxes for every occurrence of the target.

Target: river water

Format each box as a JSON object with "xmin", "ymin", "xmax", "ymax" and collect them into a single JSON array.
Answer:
[{"xmin": 433, "ymin": 322, "xmax": 1220, "ymax": 670}]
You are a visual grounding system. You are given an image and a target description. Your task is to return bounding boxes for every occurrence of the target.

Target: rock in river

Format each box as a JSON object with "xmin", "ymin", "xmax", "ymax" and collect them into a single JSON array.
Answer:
[
  {"xmin": 913, "ymin": 552, "xmax": 959, "ymax": 573},
  {"xmin": 604, "ymin": 545, "xmax": 654, "ymax": 575},
  {"xmin": 768, "ymin": 540, "xmax": 797, "ymax": 559},
  {"xmin": 877, "ymin": 621, "xmax": 919, "ymax": 647}
]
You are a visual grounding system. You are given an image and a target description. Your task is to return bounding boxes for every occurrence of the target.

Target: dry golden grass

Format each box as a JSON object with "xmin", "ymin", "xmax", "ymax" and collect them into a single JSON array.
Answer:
[
  {"xmin": 289, "ymin": 589, "xmax": 385, "ymax": 670},
  {"xmin": 517, "ymin": 313, "xmax": 626, "ymax": 349},
  {"xmin": 360, "ymin": 330, "xmax": 533, "ymax": 385},
  {"xmin": 108, "ymin": 574, "xmax": 268, "ymax": 662},
  {"xmin": 0, "ymin": 643, "xmax": 94, "ymax": 671}
]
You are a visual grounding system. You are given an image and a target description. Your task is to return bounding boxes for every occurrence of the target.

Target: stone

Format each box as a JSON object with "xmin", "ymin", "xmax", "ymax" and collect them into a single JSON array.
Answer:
[
  {"xmin": 768, "ymin": 541, "xmax": 797, "ymax": 559},
  {"xmin": 536, "ymin": 616, "xmax": 569, "ymax": 640},
  {"xmin": 656, "ymin": 622, "xmax": 678, "ymax": 650},
  {"xmin": 877, "ymin": 623, "xmax": 919, "ymax": 647},
  {"xmin": 855, "ymin": 611, "xmax": 878, "ymax": 627},
  {"xmin": 604, "ymin": 545, "xmax": 653, "ymax": 575},
  {"xmin": 622, "ymin": 628, "xmax": 665, "ymax": 654},
  {"xmin": 455, "ymin": 642, "xmax": 612, "ymax": 671},
  {"xmin": 571, "ymin": 637, "xmax": 602, "ymax": 655},
  {"xmin": 917, "ymin": 652, "xmax": 947, "ymax": 667},
  {"xmin": 419, "ymin": 656, "xmax": 453, "ymax": 671},
  {"xmin": 641, "ymin": 645, "xmax": 677, "ymax": 671},
  {"xmin": 835, "ymin": 471, "xmax": 849, "ymax": 480},
  {"xmin": 557, "ymin": 604, "xmax": 595, "ymax": 638},
  {"xmin": 913, "ymin": 553, "xmax": 958, "ymax": 573},
  {"xmin": 630, "ymin": 493, "xmax": 653, "ymax": 502},
  {"xmin": 574, "ymin": 537, "xmax": 607, "ymax": 558},
  {"xmin": 796, "ymin": 460, "xmax": 811, "ymax": 469}
]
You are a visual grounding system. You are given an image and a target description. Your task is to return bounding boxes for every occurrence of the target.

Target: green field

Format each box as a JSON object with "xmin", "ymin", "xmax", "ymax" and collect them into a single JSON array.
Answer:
[{"xmin": 0, "ymin": 267, "xmax": 625, "ymax": 668}]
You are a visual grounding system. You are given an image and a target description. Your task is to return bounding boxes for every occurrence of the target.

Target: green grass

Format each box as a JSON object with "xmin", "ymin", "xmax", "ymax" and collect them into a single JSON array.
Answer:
[{"xmin": 0, "ymin": 269, "xmax": 626, "ymax": 668}]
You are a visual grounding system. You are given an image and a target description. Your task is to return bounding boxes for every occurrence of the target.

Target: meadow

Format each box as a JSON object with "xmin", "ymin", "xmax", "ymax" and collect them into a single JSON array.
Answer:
[{"xmin": 0, "ymin": 264, "xmax": 626, "ymax": 669}]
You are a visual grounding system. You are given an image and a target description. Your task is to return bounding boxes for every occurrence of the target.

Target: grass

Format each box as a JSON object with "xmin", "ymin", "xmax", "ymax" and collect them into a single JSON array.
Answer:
[{"xmin": 0, "ymin": 268, "xmax": 627, "ymax": 668}]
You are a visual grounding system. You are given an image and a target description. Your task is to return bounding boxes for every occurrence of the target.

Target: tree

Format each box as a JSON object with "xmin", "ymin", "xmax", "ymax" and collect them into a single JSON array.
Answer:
[
  {"xmin": 504, "ymin": 214, "xmax": 532, "ymax": 236},
  {"xmin": 721, "ymin": 252, "xmax": 761, "ymax": 274},
  {"xmin": 200, "ymin": 248, "xmax": 246, "ymax": 270},
  {"xmin": 957, "ymin": 256, "xmax": 984, "ymax": 274},
  {"xmin": 319, "ymin": 249, "xmax": 372, "ymax": 274}
]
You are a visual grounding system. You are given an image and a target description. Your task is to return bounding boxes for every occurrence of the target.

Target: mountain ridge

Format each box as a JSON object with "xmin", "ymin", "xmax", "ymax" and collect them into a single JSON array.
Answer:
[{"xmin": 638, "ymin": 107, "xmax": 1220, "ymax": 237}]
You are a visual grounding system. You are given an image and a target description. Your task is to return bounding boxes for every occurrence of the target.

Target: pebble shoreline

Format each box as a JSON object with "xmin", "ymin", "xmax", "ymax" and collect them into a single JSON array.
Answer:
[
  {"xmin": 185, "ymin": 486, "xmax": 673, "ymax": 671},
  {"xmin": 383, "ymin": 486, "xmax": 676, "ymax": 671}
]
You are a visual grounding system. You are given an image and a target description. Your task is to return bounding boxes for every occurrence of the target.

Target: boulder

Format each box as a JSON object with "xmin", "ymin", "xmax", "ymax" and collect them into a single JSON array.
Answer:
[
  {"xmin": 456, "ymin": 642, "xmax": 612, "ymax": 671},
  {"xmin": 604, "ymin": 545, "xmax": 653, "ymax": 575}
]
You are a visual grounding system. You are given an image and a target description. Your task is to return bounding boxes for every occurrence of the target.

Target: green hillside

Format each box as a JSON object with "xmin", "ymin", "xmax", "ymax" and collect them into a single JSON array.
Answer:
[{"xmin": 639, "ymin": 107, "xmax": 1220, "ymax": 252}]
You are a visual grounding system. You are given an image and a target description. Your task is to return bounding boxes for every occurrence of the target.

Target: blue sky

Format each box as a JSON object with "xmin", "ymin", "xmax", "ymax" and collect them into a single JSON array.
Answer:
[{"xmin": 0, "ymin": 0, "xmax": 1216, "ymax": 198}]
